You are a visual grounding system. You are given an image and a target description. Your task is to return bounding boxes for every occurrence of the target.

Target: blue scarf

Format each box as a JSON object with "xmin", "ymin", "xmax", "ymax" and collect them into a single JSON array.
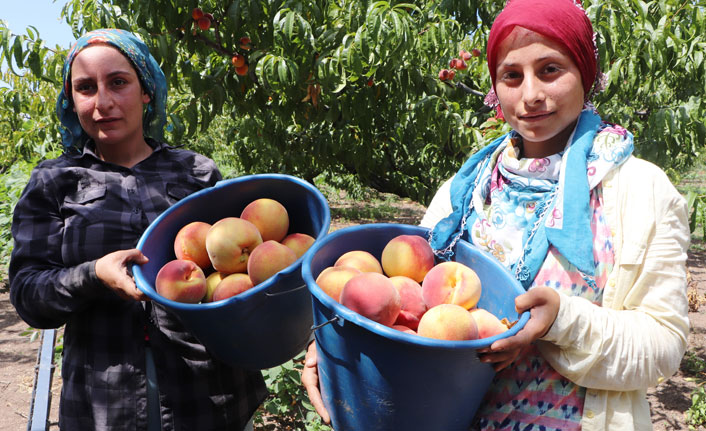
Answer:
[{"xmin": 430, "ymin": 110, "xmax": 633, "ymax": 287}]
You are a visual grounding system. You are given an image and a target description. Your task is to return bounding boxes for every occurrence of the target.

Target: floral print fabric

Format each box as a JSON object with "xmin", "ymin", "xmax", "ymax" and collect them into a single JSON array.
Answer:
[
  {"xmin": 475, "ymin": 187, "xmax": 614, "ymax": 430},
  {"xmin": 468, "ymin": 123, "xmax": 630, "ymax": 276},
  {"xmin": 465, "ymin": 124, "xmax": 630, "ymax": 429}
]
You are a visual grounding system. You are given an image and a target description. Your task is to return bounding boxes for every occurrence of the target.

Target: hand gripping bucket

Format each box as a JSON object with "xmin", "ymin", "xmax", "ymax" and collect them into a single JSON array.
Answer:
[
  {"xmin": 301, "ymin": 223, "xmax": 530, "ymax": 431},
  {"xmin": 133, "ymin": 174, "xmax": 330, "ymax": 370}
]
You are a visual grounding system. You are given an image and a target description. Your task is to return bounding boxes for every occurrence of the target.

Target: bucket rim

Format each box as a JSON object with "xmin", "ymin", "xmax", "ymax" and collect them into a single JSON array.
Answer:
[
  {"xmin": 302, "ymin": 222, "xmax": 530, "ymax": 349},
  {"xmin": 132, "ymin": 173, "xmax": 331, "ymax": 311}
]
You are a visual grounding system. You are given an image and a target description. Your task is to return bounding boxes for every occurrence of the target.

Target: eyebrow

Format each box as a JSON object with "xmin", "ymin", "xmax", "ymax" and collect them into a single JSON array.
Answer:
[
  {"xmin": 72, "ymin": 69, "xmax": 135, "ymax": 83},
  {"xmin": 498, "ymin": 54, "xmax": 566, "ymax": 69}
]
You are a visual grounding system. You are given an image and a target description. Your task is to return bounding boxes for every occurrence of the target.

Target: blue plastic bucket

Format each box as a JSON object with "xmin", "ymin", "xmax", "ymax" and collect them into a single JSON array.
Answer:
[
  {"xmin": 301, "ymin": 223, "xmax": 530, "ymax": 431},
  {"xmin": 133, "ymin": 174, "xmax": 330, "ymax": 370}
]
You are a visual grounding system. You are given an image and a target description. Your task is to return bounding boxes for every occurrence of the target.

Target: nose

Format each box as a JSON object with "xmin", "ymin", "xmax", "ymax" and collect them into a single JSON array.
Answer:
[
  {"xmin": 94, "ymin": 83, "xmax": 114, "ymax": 111},
  {"xmin": 521, "ymin": 74, "xmax": 545, "ymax": 106}
]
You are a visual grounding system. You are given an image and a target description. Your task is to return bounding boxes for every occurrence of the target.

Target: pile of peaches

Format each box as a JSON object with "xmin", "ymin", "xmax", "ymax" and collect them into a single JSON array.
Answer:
[
  {"xmin": 154, "ymin": 198, "xmax": 315, "ymax": 304},
  {"xmin": 316, "ymin": 234, "xmax": 510, "ymax": 341}
]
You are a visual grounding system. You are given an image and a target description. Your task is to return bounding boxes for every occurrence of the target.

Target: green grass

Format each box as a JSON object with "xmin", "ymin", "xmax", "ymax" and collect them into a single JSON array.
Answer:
[
  {"xmin": 684, "ymin": 351, "xmax": 706, "ymax": 429},
  {"xmin": 314, "ymin": 176, "xmax": 424, "ymax": 227},
  {"xmin": 677, "ymin": 159, "xmax": 706, "ymax": 249},
  {"xmin": 255, "ymin": 351, "xmax": 332, "ymax": 431}
]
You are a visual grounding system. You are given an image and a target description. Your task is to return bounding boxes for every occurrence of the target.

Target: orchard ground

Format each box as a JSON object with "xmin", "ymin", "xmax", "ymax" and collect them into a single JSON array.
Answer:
[{"xmin": 0, "ymin": 192, "xmax": 704, "ymax": 430}]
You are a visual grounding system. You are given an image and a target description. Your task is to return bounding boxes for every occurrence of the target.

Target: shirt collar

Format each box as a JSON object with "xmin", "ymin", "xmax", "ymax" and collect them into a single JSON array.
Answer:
[{"xmin": 73, "ymin": 138, "xmax": 170, "ymax": 161}]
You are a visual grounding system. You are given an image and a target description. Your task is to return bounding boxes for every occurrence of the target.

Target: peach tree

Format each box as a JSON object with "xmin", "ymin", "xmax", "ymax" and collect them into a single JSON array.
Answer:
[
  {"xmin": 8, "ymin": 0, "xmax": 506, "ymax": 204},
  {"xmin": 1, "ymin": 0, "xmax": 704, "ymax": 205}
]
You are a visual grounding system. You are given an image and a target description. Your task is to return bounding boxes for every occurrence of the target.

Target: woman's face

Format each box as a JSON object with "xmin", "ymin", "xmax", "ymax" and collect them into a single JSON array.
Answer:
[
  {"xmin": 494, "ymin": 28, "xmax": 585, "ymax": 157},
  {"xmin": 70, "ymin": 45, "xmax": 150, "ymax": 148}
]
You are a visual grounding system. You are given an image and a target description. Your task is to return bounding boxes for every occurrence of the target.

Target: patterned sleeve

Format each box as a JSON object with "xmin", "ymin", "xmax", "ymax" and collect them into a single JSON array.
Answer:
[
  {"xmin": 191, "ymin": 151, "xmax": 222, "ymax": 187},
  {"xmin": 536, "ymin": 160, "xmax": 690, "ymax": 390},
  {"xmin": 8, "ymin": 166, "xmax": 107, "ymax": 329}
]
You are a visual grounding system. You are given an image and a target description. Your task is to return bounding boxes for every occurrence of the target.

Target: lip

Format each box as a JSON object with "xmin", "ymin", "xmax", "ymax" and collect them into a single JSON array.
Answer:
[
  {"xmin": 95, "ymin": 117, "xmax": 121, "ymax": 124},
  {"xmin": 519, "ymin": 111, "xmax": 553, "ymax": 121}
]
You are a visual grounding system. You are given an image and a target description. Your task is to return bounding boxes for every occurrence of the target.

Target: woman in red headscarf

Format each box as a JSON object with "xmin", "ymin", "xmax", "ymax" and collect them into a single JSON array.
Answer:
[{"xmin": 302, "ymin": 0, "xmax": 690, "ymax": 430}]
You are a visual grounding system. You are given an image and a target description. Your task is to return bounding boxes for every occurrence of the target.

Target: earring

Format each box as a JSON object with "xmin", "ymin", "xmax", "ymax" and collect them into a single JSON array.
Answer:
[{"xmin": 484, "ymin": 88, "xmax": 499, "ymax": 108}]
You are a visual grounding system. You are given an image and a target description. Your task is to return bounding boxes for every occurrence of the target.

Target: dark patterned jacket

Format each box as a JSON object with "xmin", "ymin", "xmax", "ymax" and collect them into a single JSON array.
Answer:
[{"xmin": 9, "ymin": 139, "xmax": 267, "ymax": 430}]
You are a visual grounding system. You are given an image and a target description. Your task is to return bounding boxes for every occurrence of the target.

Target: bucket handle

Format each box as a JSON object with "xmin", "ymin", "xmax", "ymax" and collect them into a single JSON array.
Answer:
[
  {"xmin": 265, "ymin": 283, "xmax": 308, "ymax": 297},
  {"xmin": 310, "ymin": 316, "xmax": 342, "ymax": 331}
]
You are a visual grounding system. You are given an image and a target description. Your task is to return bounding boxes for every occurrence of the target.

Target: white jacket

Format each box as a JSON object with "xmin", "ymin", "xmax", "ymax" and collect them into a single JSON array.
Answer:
[{"xmin": 420, "ymin": 156, "xmax": 690, "ymax": 430}]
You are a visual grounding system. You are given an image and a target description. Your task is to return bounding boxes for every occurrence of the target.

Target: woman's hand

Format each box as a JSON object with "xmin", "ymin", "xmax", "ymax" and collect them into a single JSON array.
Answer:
[
  {"xmin": 95, "ymin": 249, "xmax": 150, "ymax": 301},
  {"xmin": 301, "ymin": 341, "xmax": 331, "ymax": 424},
  {"xmin": 478, "ymin": 286, "xmax": 560, "ymax": 371}
]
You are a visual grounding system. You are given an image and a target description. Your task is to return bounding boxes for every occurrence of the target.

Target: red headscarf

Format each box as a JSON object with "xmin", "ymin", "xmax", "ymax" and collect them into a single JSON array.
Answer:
[{"xmin": 486, "ymin": 0, "xmax": 598, "ymax": 98}]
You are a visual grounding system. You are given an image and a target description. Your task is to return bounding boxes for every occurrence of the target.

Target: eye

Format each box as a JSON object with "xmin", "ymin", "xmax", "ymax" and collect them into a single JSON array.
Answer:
[
  {"xmin": 499, "ymin": 70, "xmax": 522, "ymax": 83},
  {"xmin": 73, "ymin": 82, "xmax": 95, "ymax": 94},
  {"xmin": 112, "ymin": 77, "xmax": 128, "ymax": 87},
  {"xmin": 542, "ymin": 64, "xmax": 562, "ymax": 76}
]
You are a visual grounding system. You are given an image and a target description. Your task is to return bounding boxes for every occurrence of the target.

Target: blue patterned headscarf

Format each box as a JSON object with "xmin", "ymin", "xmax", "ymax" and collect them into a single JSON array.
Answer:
[{"xmin": 56, "ymin": 29, "xmax": 167, "ymax": 149}]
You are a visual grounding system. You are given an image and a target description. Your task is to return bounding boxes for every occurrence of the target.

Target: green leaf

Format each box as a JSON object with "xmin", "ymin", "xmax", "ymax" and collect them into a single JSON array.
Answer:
[
  {"xmin": 690, "ymin": 196, "xmax": 699, "ymax": 233},
  {"xmin": 284, "ymin": 11, "xmax": 295, "ymax": 41},
  {"xmin": 278, "ymin": 58, "xmax": 288, "ymax": 83},
  {"xmin": 12, "ymin": 36, "xmax": 23, "ymax": 70},
  {"xmin": 27, "ymin": 48, "xmax": 42, "ymax": 78}
]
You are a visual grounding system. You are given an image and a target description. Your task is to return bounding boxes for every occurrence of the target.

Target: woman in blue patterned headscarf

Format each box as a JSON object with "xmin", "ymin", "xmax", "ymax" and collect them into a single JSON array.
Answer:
[
  {"xmin": 56, "ymin": 28, "xmax": 167, "ymax": 149},
  {"xmin": 11, "ymin": 28, "xmax": 267, "ymax": 431}
]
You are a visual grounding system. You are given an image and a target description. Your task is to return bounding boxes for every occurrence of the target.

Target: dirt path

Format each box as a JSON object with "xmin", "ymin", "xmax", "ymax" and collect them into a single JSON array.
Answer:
[
  {"xmin": 648, "ymin": 246, "xmax": 706, "ymax": 431},
  {"xmin": 0, "ymin": 286, "xmax": 61, "ymax": 430},
  {"xmin": 0, "ymin": 230, "xmax": 704, "ymax": 430}
]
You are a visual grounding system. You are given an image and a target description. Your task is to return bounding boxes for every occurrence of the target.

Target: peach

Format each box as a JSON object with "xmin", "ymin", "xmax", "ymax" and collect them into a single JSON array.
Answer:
[
  {"xmin": 205, "ymin": 217, "xmax": 263, "ymax": 274},
  {"xmin": 315, "ymin": 266, "xmax": 362, "ymax": 302},
  {"xmin": 203, "ymin": 271, "xmax": 224, "ymax": 303},
  {"xmin": 197, "ymin": 16, "xmax": 211, "ymax": 31},
  {"xmin": 422, "ymin": 261, "xmax": 482, "ymax": 310},
  {"xmin": 239, "ymin": 36, "xmax": 252, "ymax": 50},
  {"xmin": 340, "ymin": 272, "xmax": 401, "ymax": 326},
  {"xmin": 381, "ymin": 234, "xmax": 435, "ymax": 282},
  {"xmin": 281, "ymin": 233, "xmax": 315, "ymax": 259},
  {"xmin": 388, "ymin": 276, "xmax": 427, "ymax": 330},
  {"xmin": 240, "ymin": 198, "xmax": 289, "ymax": 242},
  {"xmin": 391, "ymin": 324, "xmax": 417, "ymax": 335},
  {"xmin": 334, "ymin": 250, "xmax": 383, "ymax": 274},
  {"xmin": 173, "ymin": 221, "xmax": 212, "ymax": 270},
  {"xmin": 212, "ymin": 273, "xmax": 254, "ymax": 301},
  {"xmin": 247, "ymin": 240, "xmax": 297, "ymax": 285},
  {"xmin": 235, "ymin": 64, "xmax": 249, "ymax": 76},
  {"xmin": 469, "ymin": 308, "xmax": 509, "ymax": 339},
  {"xmin": 417, "ymin": 304, "xmax": 479, "ymax": 341},
  {"xmin": 231, "ymin": 53, "xmax": 246, "ymax": 68},
  {"xmin": 155, "ymin": 259, "xmax": 207, "ymax": 303}
]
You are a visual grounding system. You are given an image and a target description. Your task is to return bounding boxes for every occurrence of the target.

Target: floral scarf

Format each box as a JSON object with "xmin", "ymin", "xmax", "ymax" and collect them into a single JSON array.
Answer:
[{"xmin": 429, "ymin": 110, "xmax": 634, "ymax": 287}]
